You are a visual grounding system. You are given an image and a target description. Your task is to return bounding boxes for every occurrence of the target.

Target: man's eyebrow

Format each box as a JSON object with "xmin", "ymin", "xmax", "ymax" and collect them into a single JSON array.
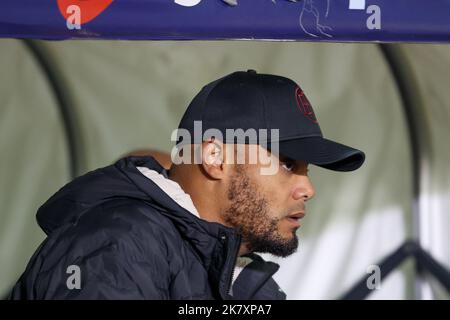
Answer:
[{"xmin": 278, "ymin": 156, "xmax": 310, "ymax": 170}]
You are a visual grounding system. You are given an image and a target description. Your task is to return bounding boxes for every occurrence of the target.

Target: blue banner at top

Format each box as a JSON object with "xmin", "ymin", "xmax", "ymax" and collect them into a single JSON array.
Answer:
[{"xmin": 1, "ymin": 0, "xmax": 450, "ymax": 42}]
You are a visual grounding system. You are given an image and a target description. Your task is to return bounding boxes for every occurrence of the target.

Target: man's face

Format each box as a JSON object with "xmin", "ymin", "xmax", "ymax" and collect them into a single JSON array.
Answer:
[{"xmin": 221, "ymin": 146, "xmax": 315, "ymax": 257}]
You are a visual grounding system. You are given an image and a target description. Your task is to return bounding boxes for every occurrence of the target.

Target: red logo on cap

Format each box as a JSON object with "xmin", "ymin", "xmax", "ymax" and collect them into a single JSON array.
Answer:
[{"xmin": 295, "ymin": 87, "xmax": 318, "ymax": 124}]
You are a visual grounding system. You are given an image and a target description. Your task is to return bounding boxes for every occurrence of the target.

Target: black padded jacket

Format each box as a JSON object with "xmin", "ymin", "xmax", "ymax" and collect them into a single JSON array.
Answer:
[{"xmin": 10, "ymin": 156, "xmax": 286, "ymax": 300}]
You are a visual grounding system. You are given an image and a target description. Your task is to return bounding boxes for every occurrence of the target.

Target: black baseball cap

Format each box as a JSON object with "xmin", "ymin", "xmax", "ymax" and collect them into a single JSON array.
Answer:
[{"xmin": 177, "ymin": 70, "xmax": 365, "ymax": 172}]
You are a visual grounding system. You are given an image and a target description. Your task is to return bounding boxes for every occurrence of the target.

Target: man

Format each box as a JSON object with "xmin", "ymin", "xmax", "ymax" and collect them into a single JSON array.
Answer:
[{"xmin": 10, "ymin": 70, "xmax": 364, "ymax": 299}]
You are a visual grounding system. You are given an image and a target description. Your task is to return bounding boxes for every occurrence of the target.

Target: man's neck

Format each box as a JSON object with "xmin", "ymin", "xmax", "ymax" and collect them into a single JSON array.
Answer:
[
  {"xmin": 168, "ymin": 166, "xmax": 249, "ymax": 257},
  {"xmin": 168, "ymin": 166, "xmax": 221, "ymax": 222}
]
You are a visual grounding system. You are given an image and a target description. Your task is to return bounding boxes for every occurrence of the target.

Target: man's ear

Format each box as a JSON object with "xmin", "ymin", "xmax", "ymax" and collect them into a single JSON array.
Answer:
[{"xmin": 200, "ymin": 139, "xmax": 224, "ymax": 180}]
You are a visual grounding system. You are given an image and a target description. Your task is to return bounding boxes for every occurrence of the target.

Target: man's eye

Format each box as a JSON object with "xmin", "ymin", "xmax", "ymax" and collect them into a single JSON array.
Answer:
[{"xmin": 281, "ymin": 161, "xmax": 295, "ymax": 172}]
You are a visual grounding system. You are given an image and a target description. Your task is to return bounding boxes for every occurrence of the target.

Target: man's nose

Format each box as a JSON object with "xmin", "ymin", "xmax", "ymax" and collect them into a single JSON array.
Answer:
[{"xmin": 291, "ymin": 176, "xmax": 316, "ymax": 202}]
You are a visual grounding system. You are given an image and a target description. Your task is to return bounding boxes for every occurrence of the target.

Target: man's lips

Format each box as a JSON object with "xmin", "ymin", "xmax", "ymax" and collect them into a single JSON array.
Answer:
[
  {"xmin": 285, "ymin": 211, "xmax": 305, "ymax": 227},
  {"xmin": 288, "ymin": 212, "xmax": 305, "ymax": 219}
]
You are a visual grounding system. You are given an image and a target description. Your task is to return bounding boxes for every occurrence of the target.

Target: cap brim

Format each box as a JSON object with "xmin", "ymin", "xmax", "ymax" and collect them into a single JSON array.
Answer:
[{"xmin": 278, "ymin": 137, "xmax": 365, "ymax": 172}]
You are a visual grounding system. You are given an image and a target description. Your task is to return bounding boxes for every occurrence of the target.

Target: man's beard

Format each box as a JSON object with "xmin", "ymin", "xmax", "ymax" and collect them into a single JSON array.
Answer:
[{"xmin": 222, "ymin": 166, "xmax": 298, "ymax": 257}]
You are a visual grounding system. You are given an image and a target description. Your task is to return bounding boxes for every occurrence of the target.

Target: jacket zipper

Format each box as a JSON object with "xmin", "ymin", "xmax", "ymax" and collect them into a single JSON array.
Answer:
[{"xmin": 224, "ymin": 233, "xmax": 241, "ymax": 298}]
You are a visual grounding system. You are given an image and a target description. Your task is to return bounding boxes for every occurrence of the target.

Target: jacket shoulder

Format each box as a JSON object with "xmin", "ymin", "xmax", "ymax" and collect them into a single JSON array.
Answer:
[
  {"xmin": 70, "ymin": 198, "xmax": 181, "ymax": 258},
  {"xmin": 13, "ymin": 199, "xmax": 179, "ymax": 299}
]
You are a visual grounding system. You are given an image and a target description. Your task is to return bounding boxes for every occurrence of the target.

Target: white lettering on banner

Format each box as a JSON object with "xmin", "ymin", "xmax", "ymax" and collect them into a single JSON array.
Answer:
[
  {"xmin": 175, "ymin": 0, "xmax": 202, "ymax": 7},
  {"xmin": 175, "ymin": 0, "xmax": 382, "ymax": 34},
  {"xmin": 66, "ymin": 5, "xmax": 81, "ymax": 30},
  {"xmin": 349, "ymin": 0, "xmax": 366, "ymax": 10}
]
